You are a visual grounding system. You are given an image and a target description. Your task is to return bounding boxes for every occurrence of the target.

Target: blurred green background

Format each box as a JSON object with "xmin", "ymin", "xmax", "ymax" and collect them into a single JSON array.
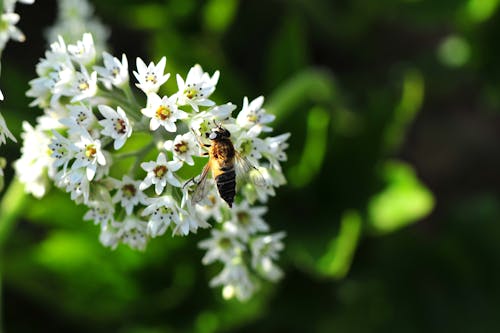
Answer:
[{"xmin": 2, "ymin": 0, "xmax": 500, "ymax": 332}]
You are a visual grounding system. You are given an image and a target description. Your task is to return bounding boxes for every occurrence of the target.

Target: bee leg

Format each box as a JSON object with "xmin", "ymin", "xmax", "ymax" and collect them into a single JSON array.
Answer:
[
  {"xmin": 190, "ymin": 128, "xmax": 211, "ymax": 150},
  {"xmin": 183, "ymin": 177, "xmax": 196, "ymax": 188}
]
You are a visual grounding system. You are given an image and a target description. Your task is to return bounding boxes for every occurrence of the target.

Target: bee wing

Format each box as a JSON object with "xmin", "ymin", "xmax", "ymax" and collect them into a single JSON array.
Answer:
[
  {"xmin": 192, "ymin": 162, "xmax": 211, "ymax": 204},
  {"xmin": 235, "ymin": 152, "xmax": 266, "ymax": 187}
]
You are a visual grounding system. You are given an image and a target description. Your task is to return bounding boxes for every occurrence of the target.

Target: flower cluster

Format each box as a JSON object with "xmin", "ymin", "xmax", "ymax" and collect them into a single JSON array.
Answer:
[
  {"xmin": 17, "ymin": 32, "xmax": 289, "ymax": 300},
  {"xmin": 0, "ymin": 0, "xmax": 34, "ymax": 185}
]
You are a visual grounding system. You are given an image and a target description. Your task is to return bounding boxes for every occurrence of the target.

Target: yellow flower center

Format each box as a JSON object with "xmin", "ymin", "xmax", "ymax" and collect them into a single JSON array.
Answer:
[
  {"xmin": 122, "ymin": 184, "xmax": 137, "ymax": 198},
  {"xmin": 156, "ymin": 105, "xmax": 171, "ymax": 120},
  {"xmin": 116, "ymin": 119, "xmax": 127, "ymax": 134},
  {"xmin": 174, "ymin": 141, "xmax": 188, "ymax": 153},
  {"xmin": 184, "ymin": 87, "xmax": 197, "ymax": 99},
  {"xmin": 78, "ymin": 81, "xmax": 90, "ymax": 91},
  {"xmin": 154, "ymin": 165, "xmax": 167, "ymax": 178},
  {"xmin": 85, "ymin": 144, "xmax": 96, "ymax": 159},
  {"xmin": 145, "ymin": 73, "xmax": 157, "ymax": 83},
  {"xmin": 237, "ymin": 212, "xmax": 250, "ymax": 226}
]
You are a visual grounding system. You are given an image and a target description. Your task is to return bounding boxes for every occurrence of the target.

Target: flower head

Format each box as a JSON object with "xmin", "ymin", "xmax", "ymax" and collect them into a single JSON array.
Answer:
[
  {"xmin": 141, "ymin": 93, "xmax": 187, "ymax": 132},
  {"xmin": 98, "ymin": 105, "xmax": 132, "ymax": 149},
  {"xmin": 139, "ymin": 152, "xmax": 182, "ymax": 195},
  {"xmin": 94, "ymin": 52, "xmax": 129, "ymax": 88},
  {"xmin": 133, "ymin": 57, "xmax": 169, "ymax": 94},
  {"xmin": 176, "ymin": 64, "xmax": 219, "ymax": 112}
]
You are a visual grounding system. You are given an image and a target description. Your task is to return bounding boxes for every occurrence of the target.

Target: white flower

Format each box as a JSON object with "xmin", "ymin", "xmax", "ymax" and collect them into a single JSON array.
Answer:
[
  {"xmin": 133, "ymin": 57, "xmax": 169, "ymax": 94},
  {"xmin": 236, "ymin": 96, "xmax": 275, "ymax": 136},
  {"xmin": 242, "ymin": 166, "xmax": 286, "ymax": 204},
  {"xmin": 172, "ymin": 209, "xmax": 210, "ymax": 236},
  {"xmin": 98, "ymin": 105, "xmax": 132, "ymax": 149},
  {"xmin": 0, "ymin": 88, "xmax": 4, "ymax": 100},
  {"xmin": 14, "ymin": 122, "xmax": 53, "ymax": 198},
  {"xmin": 194, "ymin": 192, "xmax": 226, "ymax": 223},
  {"xmin": 112, "ymin": 175, "xmax": 147, "ymax": 215},
  {"xmin": 94, "ymin": 52, "xmax": 129, "ymax": 88},
  {"xmin": 56, "ymin": 167, "xmax": 90, "ymax": 204},
  {"xmin": 69, "ymin": 103, "xmax": 97, "ymax": 128},
  {"xmin": 71, "ymin": 66, "xmax": 98, "ymax": 103},
  {"xmin": 141, "ymin": 93, "xmax": 187, "ymax": 132},
  {"xmin": 67, "ymin": 33, "xmax": 95, "ymax": 65},
  {"xmin": 210, "ymin": 261, "xmax": 256, "ymax": 301},
  {"xmin": 0, "ymin": 113, "xmax": 16, "ymax": 145},
  {"xmin": 175, "ymin": 64, "xmax": 219, "ymax": 112},
  {"xmin": 115, "ymin": 216, "xmax": 149, "ymax": 251},
  {"xmin": 71, "ymin": 129, "xmax": 106, "ymax": 181},
  {"xmin": 250, "ymin": 232, "xmax": 285, "ymax": 281},
  {"xmin": 199, "ymin": 229, "xmax": 245, "ymax": 265},
  {"xmin": 163, "ymin": 132, "xmax": 199, "ymax": 166},
  {"xmin": 189, "ymin": 102, "xmax": 237, "ymax": 138},
  {"xmin": 0, "ymin": 13, "xmax": 25, "ymax": 49},
  {"xmin": 224, "ymin": 201, "xmax": 269, "ymax": 241},
  {"xmin": 84, "ymin": 199, "xmax": 115, "ymax": 227},
  {"xmin": 234, "ymin": 131, "xmax": 267, "ymax": 167},
  {"xmin": 99, "ymin": 224, "xmax": 119, "ymax": 249},
  {"xmin": 142, "ymin": 195, "xmax": 181, "ymax": 237},
  {"xmin": 263, "ymin": 133, "xmax": 290, "ymax": 172},
  {"xmin": 48, "ymin": 130, "xmax": 76, "ymax": 171},
  {"xmin": 139, "ymin": 152, "xmax": 182, "ymax": 195}
]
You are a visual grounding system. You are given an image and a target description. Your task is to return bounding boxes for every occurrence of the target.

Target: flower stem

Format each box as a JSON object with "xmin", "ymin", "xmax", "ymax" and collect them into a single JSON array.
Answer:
[
  {"xmin": 0, "ymin": 178, "xmax": 27, "ymax": 246},
  {"xmin": 0, "ymin": 177, "xmax": 28, "ymax": 333}
]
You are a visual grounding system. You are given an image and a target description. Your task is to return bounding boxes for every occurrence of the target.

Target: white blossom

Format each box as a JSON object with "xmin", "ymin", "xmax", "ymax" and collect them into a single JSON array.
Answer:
[
  {"xmin": 250, "ymin": 232, "xmax": 285, "ymax": 281},
  {"xmin": 175, "ymin": 64, "xmax": 219, "ymax": 112},
  {"xmin": 139, "ymin": 152, "xmax": 182, "ymax": 195},
  {"xmin": 163, "ymin": 132, "xmax": 199, "ymax": 166},
  {"xmin": 71, "ymin": 129, "xmax": 106, "ymax": 181},
  {"xmin": 142, "ymin": 195, "xmax": 180, "ymax": 237},
  {"xmin": 112, "ymin": 176, "xmax": 148, "ymax": 215},
  {"xmin": 236, "ymin": 96, "xmax": 275, "ymax": 136},
  {"xmin": 67, "ymin": 32, "xmax": 95, "ymax": 65},
  {"xmin": 133, "ymin": 57, "xmax": 169, "ymax": 94},
  {"xmin": 14, "ymin": 122, "xmax": 53, "ymax": 198},
  {"xmin": 94, "ymin": 52, "xmax": 129, "ymax": 88},
  {"xmin": 98, "ymin": 105, "xmax": 132, "ymax": 150},
  {"xmin": 0, "ymin": 113, "xmax": 16, "ymax": 145},
  {"xmin": 224, "ymin": 201, "xmax": 269, "ymax": 241},
  {"xmin": 141, "ymin": 92, "xmax": 187, "ymax": 132}
]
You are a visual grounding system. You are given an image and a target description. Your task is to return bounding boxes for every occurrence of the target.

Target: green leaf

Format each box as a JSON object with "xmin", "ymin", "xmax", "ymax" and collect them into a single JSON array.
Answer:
[
  {"xmin": 368, "ymin": 161, "xmax": 434, "ymax": 234},
  {"xmin": 317, "ymin": 210, "xmax": 362, "ymax": 279}
]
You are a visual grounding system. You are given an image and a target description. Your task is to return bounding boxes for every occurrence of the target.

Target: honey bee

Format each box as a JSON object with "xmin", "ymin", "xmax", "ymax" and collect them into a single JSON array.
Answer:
[{"xmin": 187, "ymin": 124, "xmax": 264, "ymax": 208}]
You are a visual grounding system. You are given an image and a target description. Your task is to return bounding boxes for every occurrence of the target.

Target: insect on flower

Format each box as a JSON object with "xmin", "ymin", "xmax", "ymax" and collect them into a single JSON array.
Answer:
[{"xmin": 187, "ymin": 124, "xmax": 266, "ymax": 208}]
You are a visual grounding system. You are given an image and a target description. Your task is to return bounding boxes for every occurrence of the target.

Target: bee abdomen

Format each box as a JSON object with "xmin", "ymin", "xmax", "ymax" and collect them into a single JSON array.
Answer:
[{"xmin": 215, "ymin": 168, "xmax": 236, "ymax": 208}]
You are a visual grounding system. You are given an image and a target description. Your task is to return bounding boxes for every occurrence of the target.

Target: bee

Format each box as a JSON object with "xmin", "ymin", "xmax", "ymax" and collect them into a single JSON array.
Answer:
[{"xmin": 187, "ymin": 124, "xmax": 264, "ymax": 208}]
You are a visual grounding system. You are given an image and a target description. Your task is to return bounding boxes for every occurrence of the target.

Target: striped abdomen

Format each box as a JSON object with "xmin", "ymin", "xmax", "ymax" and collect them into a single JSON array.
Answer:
[{"xmin": 215, "ymin": 166, "xmax": 236, "ymax": 207}]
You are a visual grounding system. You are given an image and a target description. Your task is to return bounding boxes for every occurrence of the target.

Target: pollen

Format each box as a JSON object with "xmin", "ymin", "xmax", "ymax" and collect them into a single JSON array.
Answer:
[
  {"xmin": 184, "ymin": 87, "xmax": 197, "ymax": 99},
  {"xmin": 237, "ymin": 212, "xmax": 251, "ymax": 226},
  {"xmin": 154, "ymin": 165, "xmax": 167, "ymax": 178},
  {"xmin": 85, "ymin": 144, "xmax": 97, "ymax": 158},
  {"xmin": 115, "ymin": 118, "xmax": 127, "ymax": 134},
  {"xmin": 174, "ymin": 141, "xmax": 188, "ymax": 153},
  {"xmin": 122, "ymin": 184, "xmax": 137, "ymax": 198},
  {"xmin": 145, "ymin": 72, "xmax": 157, "ymax": 84},
  {"xmin": 247, "ymin": 113, "xmax": 258, "ymax": 123},
  {"xmin": 111, "ymin": 67, "xmax": 120, "ymax": 78},
  {"xmin": 155, "ymin": 105, "xmax": 171, "ymax": 120},
  {"xmin": 78, "ymin": 80, "xmax": 90, "ymax": 91},
  {"xmin": 218, "ymin": 237, "xmax": 232, "ymax": 249}
]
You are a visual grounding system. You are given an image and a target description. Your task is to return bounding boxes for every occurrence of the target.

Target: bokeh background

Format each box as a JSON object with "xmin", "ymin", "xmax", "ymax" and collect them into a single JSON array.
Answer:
[{"xmin": 1, "ymin": 0, "xmax": 500, "ymax": 332}]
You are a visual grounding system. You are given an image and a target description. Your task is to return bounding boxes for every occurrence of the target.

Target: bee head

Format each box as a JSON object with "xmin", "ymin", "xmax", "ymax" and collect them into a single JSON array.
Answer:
[{"xmin": 208, "ymin": 125, "xmax": 231, "ymax": 140}]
